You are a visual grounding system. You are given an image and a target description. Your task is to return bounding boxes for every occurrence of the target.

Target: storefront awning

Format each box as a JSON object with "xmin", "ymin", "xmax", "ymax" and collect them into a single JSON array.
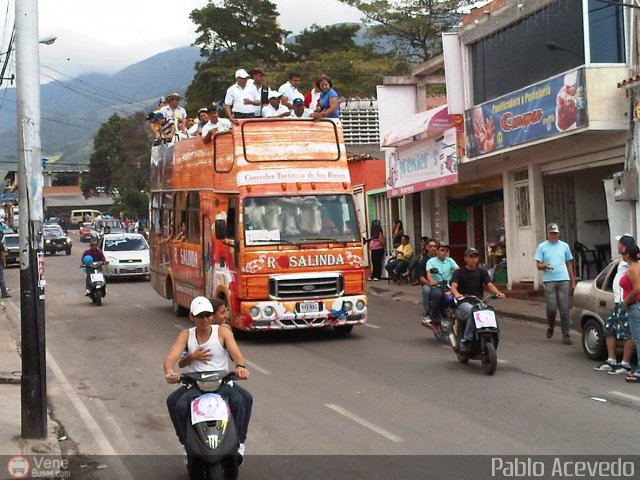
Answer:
[{"xmin": 381, "ymin": 104, "xmax": 454, "ymax": 147}]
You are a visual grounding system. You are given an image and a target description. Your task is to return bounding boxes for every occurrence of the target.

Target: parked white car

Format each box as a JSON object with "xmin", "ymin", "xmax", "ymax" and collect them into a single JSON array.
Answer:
[{"xmin": 100, "ymin": 233, "xmax": 150, "ymax": 279}]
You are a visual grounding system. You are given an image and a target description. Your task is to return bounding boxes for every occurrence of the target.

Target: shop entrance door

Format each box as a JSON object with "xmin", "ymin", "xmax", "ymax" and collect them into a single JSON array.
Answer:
[
  {"xmin": 514, "ymin": 171, "xmax": 535, "ymax": 282},
  {"xmin": 353, "ymin": 186, "xmax": 368, "ymax": 267}
]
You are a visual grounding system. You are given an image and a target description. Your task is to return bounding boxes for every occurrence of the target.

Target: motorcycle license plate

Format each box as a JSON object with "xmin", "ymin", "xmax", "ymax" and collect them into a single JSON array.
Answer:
[
  {"xmin": 473, "ymin": 310, "xmax": 497, "ymax": 329},
  {"xmin": 298, "ymin": 302, "xmax": 320, "ymax": 313},
  {"xmin": 90, "ymin": 273, "xmax": 105, "ymax": 283}
]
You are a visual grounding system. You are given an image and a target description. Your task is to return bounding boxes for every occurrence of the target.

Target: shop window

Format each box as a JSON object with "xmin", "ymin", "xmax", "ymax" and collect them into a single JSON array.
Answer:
[
  {"xmin": 588, "ymin": 0, "xmax": 625, "ymax": 64},
  {"xmin": 471, "ymin": 0, "xmax": 584, "ymax": 104}
]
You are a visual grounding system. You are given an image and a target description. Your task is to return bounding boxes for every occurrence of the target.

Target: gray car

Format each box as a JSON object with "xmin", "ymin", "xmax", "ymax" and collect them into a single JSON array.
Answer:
[{"xmin": 571, "ymin": 260, "xmax": 621, "ymax": 361}]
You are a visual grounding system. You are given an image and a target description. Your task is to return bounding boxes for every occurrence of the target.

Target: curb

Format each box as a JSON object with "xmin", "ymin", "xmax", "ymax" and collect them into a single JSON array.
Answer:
[
  {"xmin": 1, "ymin": 297, "xmax": 64, "ymax": 457},
  {"xmin": 365, "ymin": 285, "xmax": 549, "ymax": 325}
]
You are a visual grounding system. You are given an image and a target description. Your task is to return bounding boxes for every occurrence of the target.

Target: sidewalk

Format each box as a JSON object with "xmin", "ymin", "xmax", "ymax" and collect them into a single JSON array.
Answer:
[
  {"xmin": 365, "ymin": 280, "xmax": 548, "ymax": 324},
  {"xmin": 0, "ymin": 296, "xmax": 62, "ymax": 457}
]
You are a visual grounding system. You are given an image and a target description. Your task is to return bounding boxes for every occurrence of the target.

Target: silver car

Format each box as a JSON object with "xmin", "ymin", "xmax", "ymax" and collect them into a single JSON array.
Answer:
[{"xmin": 571, "ymin": 260, "xmax": 620, "ymax": 361}]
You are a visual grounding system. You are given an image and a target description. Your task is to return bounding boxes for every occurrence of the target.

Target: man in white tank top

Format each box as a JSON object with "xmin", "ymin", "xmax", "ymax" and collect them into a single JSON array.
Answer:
[{"xmin": 164, "ymin": 297, "xmax": 251, "ymax": 458}]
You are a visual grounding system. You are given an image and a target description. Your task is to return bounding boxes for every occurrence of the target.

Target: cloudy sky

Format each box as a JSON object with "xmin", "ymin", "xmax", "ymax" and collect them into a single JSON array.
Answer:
[{"xmin": 22, "ymin": 0, "xmax": 363, "ymax": 77}]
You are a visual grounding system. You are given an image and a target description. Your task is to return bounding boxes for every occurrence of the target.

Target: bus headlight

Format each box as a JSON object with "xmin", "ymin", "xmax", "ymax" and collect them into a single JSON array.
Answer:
[
  {"xmin": 343, "ymin": 301, "xmax": 353, "ymax": 312},
  {"xmin": 263, "ymin": 306, "xmax": 275, "ymax": 318},
  {"xmin": 355, "ymin": 300, "xmax": 366, "ymax": 312},
  {"xmin": 249, "ymin": 307, "xmax": 260, "ymax": 319}
]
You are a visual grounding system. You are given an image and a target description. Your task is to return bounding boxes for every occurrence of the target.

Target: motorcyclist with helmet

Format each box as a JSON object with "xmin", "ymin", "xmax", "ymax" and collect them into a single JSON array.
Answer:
[
  {"xmin": 422, "ymin": 242, "xmax": 458, "ymax": 326},
  {"xmin": 80, "ymin": 240, "xmax": 107, "ymax": 295},
  {"xmin": 450, "ymin": 248, "xmax": 505, "ymax": 352}
]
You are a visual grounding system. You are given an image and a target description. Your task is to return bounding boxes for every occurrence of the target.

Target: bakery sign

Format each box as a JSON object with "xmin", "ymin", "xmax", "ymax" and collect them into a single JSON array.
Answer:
[{"xmin": 465, "ymin": 67, "xmax": 588, "ymax": 158}]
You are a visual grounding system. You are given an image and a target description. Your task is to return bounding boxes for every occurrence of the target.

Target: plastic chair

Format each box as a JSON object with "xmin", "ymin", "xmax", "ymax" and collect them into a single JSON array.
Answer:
[{"xmin": 573, "ymin": 242, "xmax": 599, "ymax": 279}]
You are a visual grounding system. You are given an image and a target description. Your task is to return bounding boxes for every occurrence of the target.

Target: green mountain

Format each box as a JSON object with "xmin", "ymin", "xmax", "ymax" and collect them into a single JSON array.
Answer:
[{"xmin": 0, "ymin": 45, "xmax": 202, "ymax": 169}]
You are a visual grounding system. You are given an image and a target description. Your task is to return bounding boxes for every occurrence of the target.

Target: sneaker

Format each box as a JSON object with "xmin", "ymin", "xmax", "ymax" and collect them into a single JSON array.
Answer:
[
  {"xmin": 608, "ymin": 364, "xmax": 631, "ymax": 375},
  {"xmin": 594, "ymin": 361, "xmax": 617, "ymax": 372},
  {"xmin": 1, "ymin": 293, "xmax": 10, "ymax": 298},
  {"xmin": 372, "ymin": 278, "xmax": 379, "ymax": 281},
  {"xmin": 84, "ymin": 289, "xmax": 90, "ymax": 296},
  {"xmin": 562, "ymin": 336, "xmax": 572, "ymax": 345},
  {"xmin": 367, "ymin": 277, "xmax": 374, "ymax": 281},
  {"xmin": 546, "ymin": 327, "xmax": 554, "ymax": 339},
  {"xmin": 237, "ymin": 443, "xmax": 245, "ymax": 465},
  {"xmin": 460, "ymin": 341, "xmax": 472, "ymax": 353},
  {"xmin": 421, "ymin": 316, "xmax": 432, "ymax": 327}
]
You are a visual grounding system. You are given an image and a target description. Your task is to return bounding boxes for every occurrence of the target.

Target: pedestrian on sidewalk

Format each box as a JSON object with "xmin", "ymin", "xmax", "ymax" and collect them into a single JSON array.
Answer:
[
  {"xmin": 0, "ymin": 232, "xmax": 9, "ymax": 298},
  {"xmin": 594, "ymin": 234, "xmax": 635, "ymax": 374},
  {"xmin": 534, "ymin": 223, "xmax": 575, "ymax": 345},
  {"xmin": 367, "ymin": 219, "xmax": 385, "ymax": 281},
  {"xmin": 620, "ymin": 244, "xmax": 640, "ymax": 383}
]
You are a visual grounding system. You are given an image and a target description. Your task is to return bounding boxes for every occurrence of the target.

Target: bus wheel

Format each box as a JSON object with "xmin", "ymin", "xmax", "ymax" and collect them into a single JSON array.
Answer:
[{"xmin": 169, "ymin": 280, "xmax": 187, "ymax": 317}]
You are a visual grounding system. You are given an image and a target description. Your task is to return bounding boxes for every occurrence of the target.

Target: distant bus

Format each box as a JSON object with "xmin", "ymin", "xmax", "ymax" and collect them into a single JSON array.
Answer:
[{"xmin": 149, "ymin": 119, "xmax": 367, "ymax": 332}]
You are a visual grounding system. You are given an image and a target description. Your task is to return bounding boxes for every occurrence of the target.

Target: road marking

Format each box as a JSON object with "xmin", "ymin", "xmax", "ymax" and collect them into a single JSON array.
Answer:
[
  {"xmin": 325, "ymin": 403, "xmax": 404, "ymax": 443},
  {"xmin": 47, "ymin": 351, "xmax": 135, "ymax": 480},
  {"xmin": 134, "ymin": 304, "xmax": 151, "ymax": 312},
  {"xmin": 245, "ymin": 359, "xmax": 271, "ymax": 375},
  {"xmin": 609, "ymin": 391, "xmax": 640, "ymax": 403},
  {"xmin": 364, "ymin": 323, "xmax": 381, "ymax": 329},
  {"xmin": 497, "ymin": 358, "xmax": 509, "ymax": 364}
]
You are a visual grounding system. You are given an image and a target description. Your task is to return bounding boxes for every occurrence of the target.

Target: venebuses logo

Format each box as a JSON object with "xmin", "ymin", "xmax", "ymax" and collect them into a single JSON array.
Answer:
[{"xmin": 7, "ymin": 456, "xmax": 30, "ymax": 478}]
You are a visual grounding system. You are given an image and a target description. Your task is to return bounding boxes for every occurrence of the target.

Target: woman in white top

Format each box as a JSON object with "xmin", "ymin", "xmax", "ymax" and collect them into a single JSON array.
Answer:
[{"xmin": 164, "ymin": 297, "xmax": 251, "ymax": 457}]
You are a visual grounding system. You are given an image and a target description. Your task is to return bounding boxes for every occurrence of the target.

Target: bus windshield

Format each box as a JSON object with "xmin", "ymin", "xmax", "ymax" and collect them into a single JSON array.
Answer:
[{"xmin": 243, "ymin": 194, "xmax": 360, "ymax": 245}]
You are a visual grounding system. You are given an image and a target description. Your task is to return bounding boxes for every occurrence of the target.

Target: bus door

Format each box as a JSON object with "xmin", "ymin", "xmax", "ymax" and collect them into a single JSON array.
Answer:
[{"xmin": 203, "ymin": 215, "xmax": 214, "ymax": 298}]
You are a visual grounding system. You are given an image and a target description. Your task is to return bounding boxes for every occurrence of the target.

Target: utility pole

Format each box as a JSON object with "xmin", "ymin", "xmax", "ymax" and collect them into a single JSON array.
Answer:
[{"xmin": 15, "ymin": 0, "xmax": 47, "ymax": 438}]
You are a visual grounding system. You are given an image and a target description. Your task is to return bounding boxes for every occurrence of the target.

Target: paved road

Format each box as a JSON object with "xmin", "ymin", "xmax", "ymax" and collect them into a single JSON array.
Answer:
[{"xmin": 7, "ymin": 236, "xmax": 640, "ymax": 479}]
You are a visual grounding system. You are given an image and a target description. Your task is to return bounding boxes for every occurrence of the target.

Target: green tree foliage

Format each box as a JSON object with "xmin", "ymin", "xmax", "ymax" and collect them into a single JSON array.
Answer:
[
  {"xmin": 269, "ymin": 46, "xmax": 410, "ymax": 97},
  {"xmin": 83, "ymin": 112, "xmax": 151, "ymax": 218},
  {"xmin": 186, "ymin": 0, "xmax": 289, "ymax": 109},
  {"xmin": 289, "ymin": 24, "xmax": 360, "ymax": 59},
  {"xmin": 340, "ymin": 0, "xmax": 473, "ymax": 63}
]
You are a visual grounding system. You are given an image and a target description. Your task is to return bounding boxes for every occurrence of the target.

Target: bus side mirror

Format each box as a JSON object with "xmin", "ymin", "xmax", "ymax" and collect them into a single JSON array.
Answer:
[{"xmin": 214, "ymin": 219, "xmax": 226, "ymax": 240}]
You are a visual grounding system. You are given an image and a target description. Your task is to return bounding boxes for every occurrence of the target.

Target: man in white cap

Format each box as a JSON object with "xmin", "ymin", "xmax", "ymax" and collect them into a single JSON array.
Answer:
[
  {"xmin": 261, "ymin": 91, "xmax": 290, "ymax": 118},
  {"xmin": 160, "ymin": 93, "xmax": 188, "ymax": 137},
  {"xmin": 535, "ymin": 222, "xmax": 575, "ymax": 345},
  {"xmin": 593, "ymin": 234, "xmax": 636, "ymax": 374},
  {"xmin": 224, "ymin": 68, "xmax": 261, "ymax": 125}
]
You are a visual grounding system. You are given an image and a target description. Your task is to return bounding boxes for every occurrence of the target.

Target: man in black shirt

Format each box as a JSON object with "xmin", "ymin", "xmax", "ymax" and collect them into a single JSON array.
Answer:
[{"xmin": 451, "ymin": 248, "xmax": 504, "ymax": 350}]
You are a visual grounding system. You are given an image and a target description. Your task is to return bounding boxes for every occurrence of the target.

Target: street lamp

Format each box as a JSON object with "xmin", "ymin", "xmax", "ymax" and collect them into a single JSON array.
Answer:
[
  {"xmin": 1, "ymin": 35, "xmax": 56, "ymax": 86},
  {"xmin": 545, "ymin": 41, "xmax": 584, "ymax": 61}
]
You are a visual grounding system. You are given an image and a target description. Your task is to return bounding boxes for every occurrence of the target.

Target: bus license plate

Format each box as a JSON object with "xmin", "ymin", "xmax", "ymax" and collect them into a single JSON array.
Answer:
[{"xmin": 298, "ymin": 302, "xmax": 320, "ymax": 314}]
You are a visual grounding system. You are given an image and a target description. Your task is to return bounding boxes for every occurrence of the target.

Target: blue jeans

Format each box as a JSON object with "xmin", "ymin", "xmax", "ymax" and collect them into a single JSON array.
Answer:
[
  {"xmin": 626, "ymin": 303, "xmax": 640, "ymax": 377},
  {"xmin": 429, "ymin": 286, "xmax": 445, "ymax": 320},
  {"xmin": 544, "ymin": 281, "xmax": 571, "ymax": 336},
  {"xmin": 421, "ymin": 285, "xmax": 431, "ymax": 316},
  {"xmin": 167, "ymin": 383, "xmax": 253, "ymax": 445},
  {"xmin": 457, "ymin": 302, "xmax": 475, "ymax": 343}
]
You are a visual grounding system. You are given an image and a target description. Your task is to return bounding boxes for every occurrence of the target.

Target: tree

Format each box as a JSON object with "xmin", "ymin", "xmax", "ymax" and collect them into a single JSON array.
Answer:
[
  {"xmin": 289, "ymin": 24, "xmax": 361, "ymax": 59},
  {"xmin": 186, "ymin": 0, "xmax": 289, "ymax": 109},
  {"xmin": 269, "ymin": 47, "xmax": 410, "ymax": 97},
  {"xmin": 339, "ymin": 0, "xmax": 473, "ymax": 63},
  {"xmin": 83, "ymin": 112, "xmax": 151, "ymax": 218}
]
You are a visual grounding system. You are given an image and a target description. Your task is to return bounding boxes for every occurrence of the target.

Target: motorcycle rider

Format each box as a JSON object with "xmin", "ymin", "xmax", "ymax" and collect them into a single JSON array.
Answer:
[
  {"xmin": 423, "ymin": 242, "xmax": 458, "ymax": 326},
  {"xmin": 164, "ymin": 297, "xmax": 251, "ymax": 459},
  {"xmin": 450, "ymin": 248, "xmax": 505, "ymax": 352},
  {"xmin": 79, "ymin": 240, "xmax": 106, "ymax": 295}
]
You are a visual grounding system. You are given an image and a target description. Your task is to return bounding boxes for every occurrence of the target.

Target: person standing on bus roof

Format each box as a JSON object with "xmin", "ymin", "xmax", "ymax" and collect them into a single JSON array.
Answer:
[
  {"xmin": 224, "ymin": 69, "xmax": 260, "ymax": 125},
  {"xmin": 247, "ymin": 67, "xmax": 269, "ymax": 118},
  {"xmin": 160, "ymin": 93, "xmax": 188, "ymax": 137},
  {"xmin": 261, "ymin": 91, "xmax": 290, "ymax": 118},
  {"xmin": 202, "ymin": 107, "xmax": 232, "ymax": 144}
]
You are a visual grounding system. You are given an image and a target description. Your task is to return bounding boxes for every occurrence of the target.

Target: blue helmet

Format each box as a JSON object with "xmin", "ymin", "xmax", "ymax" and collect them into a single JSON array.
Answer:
[{"xmin": 83, "ymin": 255, "xmax": 94, "ymax": 265}]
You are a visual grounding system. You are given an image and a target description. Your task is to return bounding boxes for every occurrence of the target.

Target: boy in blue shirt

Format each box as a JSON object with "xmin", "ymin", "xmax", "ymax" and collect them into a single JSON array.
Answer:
[{"xmin": 534, "ymin": 223, "xmax": 575, "ymax": 345}]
